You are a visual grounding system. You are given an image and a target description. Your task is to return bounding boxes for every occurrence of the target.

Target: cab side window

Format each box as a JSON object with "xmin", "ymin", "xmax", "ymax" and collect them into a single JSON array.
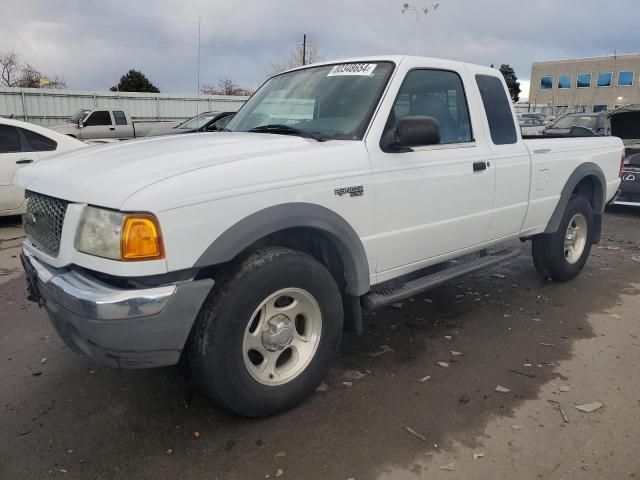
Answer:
[
  {"xmin": 475, "ymin": 74, "xmax": 518, "ymax": 145},
  {"xmin": 387, "ymin": 69, "xmax": 473, "ymax": 145},
  {"xmin": 20, "ymin": 129, "xmax": 57, "ymax": 151},
  {"xmin": 0, "ymin": 125, "xmax": 22, "ymax": 153},
  {"xmin": 85, "ymin": 111, "xmax": 112, "ymax": 126}
]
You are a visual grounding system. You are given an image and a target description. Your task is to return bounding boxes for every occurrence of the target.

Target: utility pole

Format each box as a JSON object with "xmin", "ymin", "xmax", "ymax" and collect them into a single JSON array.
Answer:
[{"xmin": 302, "ymin": 34, "xmax": 307, "ymax": 66}]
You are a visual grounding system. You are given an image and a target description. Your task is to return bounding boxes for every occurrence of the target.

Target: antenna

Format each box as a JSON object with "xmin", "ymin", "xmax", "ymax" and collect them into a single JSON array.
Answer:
[{"xmin": 196, "ymin": 15, "xmax": 201, "ymax": 120}]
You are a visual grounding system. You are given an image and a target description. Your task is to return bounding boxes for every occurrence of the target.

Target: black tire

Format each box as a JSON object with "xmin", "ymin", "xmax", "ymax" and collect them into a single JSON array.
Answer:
[
  {"xmin": 532, "ymin": 195, "xmax": 594, "ymax": 281},
  {"xmin": 189, "ymin": 246, "xmax": 343, "ymax": 417}
]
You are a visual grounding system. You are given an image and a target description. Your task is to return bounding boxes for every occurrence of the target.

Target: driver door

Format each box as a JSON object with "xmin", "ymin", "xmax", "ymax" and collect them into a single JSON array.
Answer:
[
  {"xmin": 81, "ymin": 110, "xmax": 115, "ymax": 139},
  {"xmin": 367, "ymin": 67, "xmax": 496, "ymax": 279}
]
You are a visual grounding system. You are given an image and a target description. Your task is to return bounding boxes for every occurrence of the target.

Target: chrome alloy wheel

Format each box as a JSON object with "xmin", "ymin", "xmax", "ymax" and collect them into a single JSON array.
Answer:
[
  {"xmin": 242, "ymin": 288, "xmax": 322, "ymax": 386},
  {"xmin": 564, "ymin": 213, "xmax": 588, "ymax": 264}
]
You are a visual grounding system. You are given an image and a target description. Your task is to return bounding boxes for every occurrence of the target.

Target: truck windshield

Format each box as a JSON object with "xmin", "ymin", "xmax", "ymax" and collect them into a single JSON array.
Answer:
[
  {"xmin": 553, "ymin": 115, "xmax": 599, "ymax": 129},
  {"xmin": 68, "ymin": 110, "xmax": 91, "ymax": 123},
  {"xmin": 226, "ymin": 62, "xmax": 395, "ymax": 140},
  {"xmin": 178, "ymin": 113, "xmax": 218, "ymax": 129}
]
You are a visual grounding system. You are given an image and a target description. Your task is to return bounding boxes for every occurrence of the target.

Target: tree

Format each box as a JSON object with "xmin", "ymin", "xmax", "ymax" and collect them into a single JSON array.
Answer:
[
  {"xmin": 0, "ymin": 52, "xmax": 19, "ymax": 87},
  {"xmin": 110, "ymin": 69, "xmax": 160, "ymax": 93},
  {"xmin": 15, "ymin": 64, "xmax": 66, "ymax": 89},
  {"xmin": 270, "ymin": 40, "xmax": 320, "ymax": 75},
  {"xmin": 499, "ymin": 64, "xmax": 521, "ymax": 103},
  {"xmin": 201, "ymin": 78, "xmax": 251, "ymax": 96},
  {"xmin": 0, "ymin": 51, "xmax": 66, "ymax": 88}
]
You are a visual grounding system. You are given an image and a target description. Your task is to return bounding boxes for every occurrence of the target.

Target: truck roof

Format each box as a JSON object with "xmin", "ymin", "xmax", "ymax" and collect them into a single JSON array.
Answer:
[{"xmin": 279, "ymin": 55, "xmax": 500, "ymax": 77}]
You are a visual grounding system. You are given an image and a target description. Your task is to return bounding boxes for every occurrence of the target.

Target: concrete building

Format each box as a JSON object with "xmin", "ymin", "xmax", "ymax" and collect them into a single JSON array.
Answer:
[{"xmin": 530, "ymin": 53, "xmax": 640, "ymax": 114}]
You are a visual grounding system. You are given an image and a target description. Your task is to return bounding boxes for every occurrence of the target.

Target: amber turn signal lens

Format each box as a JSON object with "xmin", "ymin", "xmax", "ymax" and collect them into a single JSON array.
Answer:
[{"xmin": 121, "ymin": 214, "xmax": 164, "ymax": 261}]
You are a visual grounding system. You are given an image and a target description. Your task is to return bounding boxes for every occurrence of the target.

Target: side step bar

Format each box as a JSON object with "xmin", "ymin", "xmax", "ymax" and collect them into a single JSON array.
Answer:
[{"xmin": 362, "ymin": 247, "xmax": 522, "ymax": 311}]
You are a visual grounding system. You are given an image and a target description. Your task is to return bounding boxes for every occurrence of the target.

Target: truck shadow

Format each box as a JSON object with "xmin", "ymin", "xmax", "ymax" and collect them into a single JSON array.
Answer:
[{"xmin": 3, "ymin": 225, "xmax": 640, "ymax": 480}]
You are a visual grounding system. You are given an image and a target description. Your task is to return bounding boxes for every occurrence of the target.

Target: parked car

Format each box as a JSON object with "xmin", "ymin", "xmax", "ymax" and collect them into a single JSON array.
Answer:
[
  {"xmin": 16, "ymin": 56, "xmax": 623, "ymax": 417},
  {"xmin": 51, "ymin": 109, "xmax": 180, "ymax": 140},
  {"xmin": 616, "ymin": 153, "xmax": 640, "ymax": 206},
  {"xmin": 518, "ymin": 112, "xmax": 546, "ymax": 123},
  {"xmin": 147, "ymin": 111, "xmax": 235, "ymax": 137},
  {"xmin": 1, "ymin": 118, "xmax": 85, "ymax": 217},
  {"xmin": 543, "ymin": 113, "xmax": 608, "ymax": 137},
  {"xmin": 609, "ymin": 105, "xmax": 640, "ymax": 206},
  {"xmin": 520, "ymin": 117, "xmax": 546, "ymax": 136}
]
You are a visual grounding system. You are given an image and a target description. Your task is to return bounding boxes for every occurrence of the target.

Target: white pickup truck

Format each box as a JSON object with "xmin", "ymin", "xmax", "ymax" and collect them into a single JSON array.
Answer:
[
  {"xmin": 15, "ymin": 56, "xmax": 623, "ymax": 417},
  {"xmin": 51, "ymin": 109, "xmax": 180, "ymax": 140}
]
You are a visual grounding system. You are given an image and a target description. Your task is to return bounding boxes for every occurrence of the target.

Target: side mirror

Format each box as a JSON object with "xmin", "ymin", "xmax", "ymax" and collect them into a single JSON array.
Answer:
[
  {"xmin": 383, "ymin": 116, "xmax": 441, "ymax": 152},
  {"xmin": 78, "ymin": 119, "xmax": 84, "ymax": 128}
]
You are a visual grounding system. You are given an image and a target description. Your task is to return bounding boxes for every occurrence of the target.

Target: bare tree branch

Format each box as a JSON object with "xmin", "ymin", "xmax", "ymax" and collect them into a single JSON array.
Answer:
[
  {"xmin": 0, "ymin": 51, "xmax": 19, "ymax": 87},
  {"xmin": 1, "ymin": 51, "xmax": 67, "ymax": 89},
  {"xmin": 201, "ymin": 78, "xmax": 251, "ymax": 96},
  {"xmin": 269, "ymin": 41, "xmax": 321, "ymax": 76}
]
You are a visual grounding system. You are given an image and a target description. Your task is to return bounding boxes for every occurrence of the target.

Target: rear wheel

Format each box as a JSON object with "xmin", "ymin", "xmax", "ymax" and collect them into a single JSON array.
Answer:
[
  {"xmin": 189, "ymin": 247, "xmax": 343, "ymax": 417},
  {"xmin": 532, "ymin": 195, "xmax": 594, "ymax": 281}
]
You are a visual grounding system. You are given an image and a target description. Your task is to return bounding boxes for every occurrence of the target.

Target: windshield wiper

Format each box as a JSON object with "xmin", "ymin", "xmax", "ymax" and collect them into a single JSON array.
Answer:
[{"xmin": 248, "ymin": 124, "xmax": 326, "ymax": 142}]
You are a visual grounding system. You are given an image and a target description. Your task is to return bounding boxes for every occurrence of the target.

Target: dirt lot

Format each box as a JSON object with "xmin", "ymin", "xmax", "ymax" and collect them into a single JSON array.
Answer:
[{"xmin": 1, "ymin": 208, "xmax": 639, "ymax": 480}]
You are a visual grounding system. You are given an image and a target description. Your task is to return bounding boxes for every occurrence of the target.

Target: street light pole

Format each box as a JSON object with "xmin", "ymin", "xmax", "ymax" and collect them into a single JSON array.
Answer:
[{"xmin": 401, "ymin": 2, "xmax": 440, "ymax": 55}]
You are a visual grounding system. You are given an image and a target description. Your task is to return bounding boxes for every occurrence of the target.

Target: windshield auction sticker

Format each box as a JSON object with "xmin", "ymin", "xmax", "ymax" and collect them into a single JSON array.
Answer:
[{"xmin": 327, "ymin": 63, "xmax": 377, "ymax": 76}]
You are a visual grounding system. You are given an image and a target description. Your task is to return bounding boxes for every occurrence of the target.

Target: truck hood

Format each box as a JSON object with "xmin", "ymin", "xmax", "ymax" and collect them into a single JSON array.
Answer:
[
  {"xmin": 14, "ymin": 132, "xmax": 351, "ymax": 210},
  {"xmin": 50, "ymin": 123, "xmax": 79, "ymax": 133}
]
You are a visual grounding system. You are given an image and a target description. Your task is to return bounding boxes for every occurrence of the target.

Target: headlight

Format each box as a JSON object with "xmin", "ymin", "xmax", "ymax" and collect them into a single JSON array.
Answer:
[{"xmin": 75, "ymin": 206, "xmax": 164, "ymax": 261}]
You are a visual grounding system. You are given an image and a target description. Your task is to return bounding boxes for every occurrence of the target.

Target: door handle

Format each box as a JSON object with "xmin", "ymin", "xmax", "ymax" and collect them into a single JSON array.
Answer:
[
  {"xmin": 533, "ymin": 148, "xmax": 551, "ymax": 154},
  {"xmin": 109, "ymin": 127, "xmax": 116, "ymax": 131},
  {"xmin": 16, "ymin": 158, "xmax": 34, "ymax": 164},
  {"xmin": 473, "ymin": 161, "xmax": 487, "ymax": 172}
]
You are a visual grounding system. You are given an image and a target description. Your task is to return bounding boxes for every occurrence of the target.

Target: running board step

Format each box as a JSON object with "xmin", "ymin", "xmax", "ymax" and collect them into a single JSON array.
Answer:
[{"xmin": 362, "ymin": 247, "xmax": 522, "ymax": 311}]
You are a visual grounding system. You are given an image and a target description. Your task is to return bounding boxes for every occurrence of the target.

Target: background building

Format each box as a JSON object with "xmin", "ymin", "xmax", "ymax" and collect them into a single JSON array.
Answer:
[{"xmin": 530, "ymin": 53, "xmax": 640, "ymax": 114}]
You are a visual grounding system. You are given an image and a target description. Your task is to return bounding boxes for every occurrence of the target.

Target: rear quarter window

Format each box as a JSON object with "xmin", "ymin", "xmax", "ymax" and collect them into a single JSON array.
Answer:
[
  {"xmin": 21, "ymin": 129, "xmax": 57, "ymax": 151},
  {"xmin": 113, "ymin": 111, "xmax": 128, "ymax": 125},
  {"xmin": 475, "ymin": 74, "xmax": 518, "ymax": 145},
  {"xmin": 0, "ymin": 125, "xmax": 22, "ymax": 153}
]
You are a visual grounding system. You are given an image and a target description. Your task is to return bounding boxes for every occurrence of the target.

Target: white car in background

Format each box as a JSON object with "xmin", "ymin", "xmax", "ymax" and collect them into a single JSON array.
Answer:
[{"xmin": 0, "ymin": 118, "xmax": 86, "ymax": 217}]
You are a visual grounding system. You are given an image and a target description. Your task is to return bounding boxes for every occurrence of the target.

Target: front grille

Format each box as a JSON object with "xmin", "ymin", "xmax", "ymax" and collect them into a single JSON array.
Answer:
[{"xmin": 24, "ymin": 191, "xmax": 69, "ymax": 257}]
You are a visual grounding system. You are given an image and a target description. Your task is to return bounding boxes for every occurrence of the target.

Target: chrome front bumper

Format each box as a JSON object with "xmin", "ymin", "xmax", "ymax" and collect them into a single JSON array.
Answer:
[{"xmin": 21, "ymin": 249, "xmax": 214, "ymax": 368}]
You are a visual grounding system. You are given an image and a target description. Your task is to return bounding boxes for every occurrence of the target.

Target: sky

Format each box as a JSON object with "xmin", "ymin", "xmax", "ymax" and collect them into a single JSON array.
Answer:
[{"xmin": 2, "ymin": 0, "xmax": 639, "ymax": 101}]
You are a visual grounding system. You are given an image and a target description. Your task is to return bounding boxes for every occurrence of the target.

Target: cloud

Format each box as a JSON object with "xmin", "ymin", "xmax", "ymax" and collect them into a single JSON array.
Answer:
[{"xmin": 2, "ymin": 0, "xmax": 639, "ymax": 93}]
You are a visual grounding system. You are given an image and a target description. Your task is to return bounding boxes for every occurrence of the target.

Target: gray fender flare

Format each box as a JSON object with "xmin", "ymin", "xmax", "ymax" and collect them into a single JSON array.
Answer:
[
  {"xmin": 544, "ymin": 162, "xmax": 606, "ymax": 234},
  {"xmin": 194, "ymin": 203, "xmax": 370, "ymax": 296}
]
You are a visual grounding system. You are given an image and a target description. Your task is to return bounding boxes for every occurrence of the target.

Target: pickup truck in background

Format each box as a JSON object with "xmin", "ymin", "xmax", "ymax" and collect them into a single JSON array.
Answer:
[
  {"xmin": 51, "ymin": 109, "xmax": 180, "ymax": 140},
  {"xmin": 15, "ymin": 56, "xmax": 623, "ymax": 418}
]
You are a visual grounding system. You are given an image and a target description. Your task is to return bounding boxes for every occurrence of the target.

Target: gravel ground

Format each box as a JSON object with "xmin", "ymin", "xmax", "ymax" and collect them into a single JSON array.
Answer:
[{"xmin": 1, "ymin": 207, "xmax": 639, "ymax": 480}]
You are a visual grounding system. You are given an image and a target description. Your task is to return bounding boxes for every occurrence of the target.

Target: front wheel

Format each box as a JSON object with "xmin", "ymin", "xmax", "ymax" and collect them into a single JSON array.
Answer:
[
  {"xmin": 532, "ymin": 195, "xmax": 594, "ymax": 281},
  {"xmin": 189, "ymin": 247, "xmax": 343, "ymax": 417}
]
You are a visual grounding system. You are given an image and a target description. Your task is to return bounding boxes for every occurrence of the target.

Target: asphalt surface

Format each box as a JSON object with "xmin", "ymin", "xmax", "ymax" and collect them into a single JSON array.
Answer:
[{"xmin": 1, "ymin": 208, "xmax": 639, "ymax": 480}]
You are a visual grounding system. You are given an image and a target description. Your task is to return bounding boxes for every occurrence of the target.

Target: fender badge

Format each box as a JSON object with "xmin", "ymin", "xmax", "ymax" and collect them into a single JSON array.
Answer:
[{"xmin": 334, "ymin": 185, "xmax": 364, "ymax": 198}]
